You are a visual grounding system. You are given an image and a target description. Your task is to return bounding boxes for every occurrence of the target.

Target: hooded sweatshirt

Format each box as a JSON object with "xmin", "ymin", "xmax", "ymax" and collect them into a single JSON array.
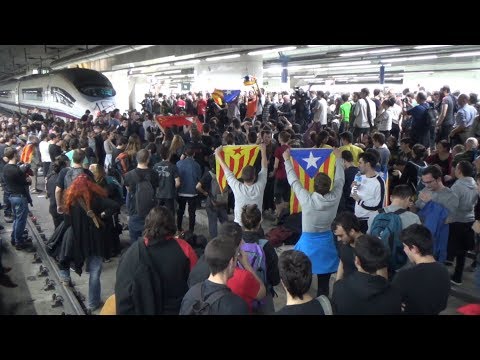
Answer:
[{"xmin": 450, "ymin": 177, "xmax": 478, "ymax": 223}]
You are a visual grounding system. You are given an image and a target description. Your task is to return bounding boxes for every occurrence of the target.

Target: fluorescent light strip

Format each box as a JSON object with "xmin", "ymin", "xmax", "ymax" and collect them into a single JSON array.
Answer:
[
  {"xmin": 162, "ymin": 70, "xmax": 182, "ymax": 74},
  {"xmin": 263, "ymin": 67, "xmax": 283, "ymax": 73},
  {"xmin": 339, "ymin": 48, "xmax": 400, "ymax": 57},
  {"xmin": 368, "ymin": 48, "xmax": 400, "ymax": 54},
  {"xmin": 206, "ymin": 54, "xmax": 241, "ymax": 62},
  {"xmin": 174, "ymin": 59, "xmax": 201, "ymax": 65},
  {"xmin": 339, "ymin": 51, "xmax": 368, "ymax": 57},
  {"xmin": 449, "ymin": 51, "xmax": 480, "ymax": 57},
  {"xmin": 248, "ymin": 46, "xmax": 297, "ymax": 56},
  {"xmin": 414, "ymin": 45, "xmax": 452, "ymax": 49},
  {"xmin": 328, "ymin": 60, "xmax": 371, "ymax": 67},
  {"xmin": 404, "ymin": 71, "xmax": 435, "ymax": 75}
]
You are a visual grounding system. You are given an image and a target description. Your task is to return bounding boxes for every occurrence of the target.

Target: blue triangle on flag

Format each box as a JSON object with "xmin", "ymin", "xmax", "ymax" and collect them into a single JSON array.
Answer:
[{"xmin": 290, "ymin": 148, "xmax": 333, "ymax": 178}]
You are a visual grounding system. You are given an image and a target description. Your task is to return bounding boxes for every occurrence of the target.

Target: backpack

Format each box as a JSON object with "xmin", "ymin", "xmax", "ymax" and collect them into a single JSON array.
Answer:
[
  {"xmin": 239, "ymin": 239, "xmax": 268, "ymax": 288},
  {"xmin": 423, "ymin": 104, "xmax": 437, "ymax": 128},
  {"xmin": 265, "ymin": 226, "xmax": 297, "ymax": 248},
  {"xmin": 134, "ymin": 170, "xmax": 156, "ymax": 217},
  {"xmin": 407, "ymin": 161, "xmax": 428, "ymax": 193},
  {"xmin": 115, "ymin": 152, "xmax": 130, "ymax": 176},
  {"xmin": 64, "ymin": 167, "xmax": 85, "ymax": 189},
  {"xmin": 105, "ymin": 175, "xmax": 125, "ymax": 204},
  {"xmin": 208, "ymin": 171, "xmax": 228, "ymax": 207},
  {"xmin": 316, "ymin": 295, "xmax": 333, "ymax": 315},
  {"xmin": 183, "ymin": 282, "xmax": 230, "ymax": 315},
  {"xmin": 369, "ymin": 208, "xmax": 408, "ymax": 272},
  {"xmin": 450, "ymin": 94, "xmax": 459, "ymax": 114}
]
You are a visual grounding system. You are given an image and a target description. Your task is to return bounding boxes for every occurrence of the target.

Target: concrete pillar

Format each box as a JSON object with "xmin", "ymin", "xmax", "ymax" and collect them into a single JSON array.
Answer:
[
  {"xmin": 103, "ymin": 70, "xmax": 129, "ymax": 113},
  {"xmin": 192, "ymin": 55, "xmax": 263, "ymax": 92}
]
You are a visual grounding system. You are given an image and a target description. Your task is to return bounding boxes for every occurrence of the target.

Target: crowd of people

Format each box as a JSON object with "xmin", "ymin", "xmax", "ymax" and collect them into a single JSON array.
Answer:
[{"xmin": 0, "ymin": 82, "xmax": 479, "ymax": 315}]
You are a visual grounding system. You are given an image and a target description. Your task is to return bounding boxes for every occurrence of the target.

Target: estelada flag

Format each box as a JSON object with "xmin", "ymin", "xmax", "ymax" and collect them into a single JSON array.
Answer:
[
  {"xmin": 216, "ymin": 145, "xmax": 260, "ymax": 192},
  {"xmin": 289, "ymin": 148, "xmax": 336, "ymax": 214},
  {"xmin": 212, "ymin": 89, "xmax": 241, "ymax": 106},
  {"xmin": 156, "ymin": 115, "xmax": 203, "ymax": 132}
]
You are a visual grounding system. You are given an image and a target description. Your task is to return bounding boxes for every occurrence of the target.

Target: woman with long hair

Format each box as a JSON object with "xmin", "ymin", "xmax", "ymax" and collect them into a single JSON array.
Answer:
[
  {"xmin": 59, "ymin": 174, "xmax": 120, "ymax": 313},
  {"xmin": 169, "ymin": 134, "xmax": 185, "ymax": 165},
  {"xmin": 115, "ymin": 206, "xmax": 198, "ymax": 315}
]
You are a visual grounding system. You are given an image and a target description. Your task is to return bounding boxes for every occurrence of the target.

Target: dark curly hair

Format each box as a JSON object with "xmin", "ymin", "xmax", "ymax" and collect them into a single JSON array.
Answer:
[
  {"xmin": 241, "ymin": 204, "xmax": 261, "ymax": 230},
  {"xmin": 143, "ymin": 206, "xmax": 176, "ymax": 244}
]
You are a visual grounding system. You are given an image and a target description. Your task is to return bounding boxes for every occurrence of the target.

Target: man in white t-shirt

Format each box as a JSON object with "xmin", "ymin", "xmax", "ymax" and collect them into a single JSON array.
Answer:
[
  {"xmin": 215, "ymin": 143, "xmax": 268, "ymax": 227},
  {"xmin": 351, "ymin": 152, "xmax": 385, "ymax": 233}
]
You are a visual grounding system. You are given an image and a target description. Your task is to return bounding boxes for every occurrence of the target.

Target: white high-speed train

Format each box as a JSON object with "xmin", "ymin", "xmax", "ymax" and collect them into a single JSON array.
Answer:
[{"xmin": 0, "ymin": 68, "xmax": 116, "ymax": 120}]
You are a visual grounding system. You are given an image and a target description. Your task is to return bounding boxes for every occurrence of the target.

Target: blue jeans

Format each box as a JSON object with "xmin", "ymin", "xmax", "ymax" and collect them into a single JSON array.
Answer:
[
  {"xmin": 128, "ymin": 215, "xmax": 145, "ymax": 244},
  {"xmin": 59, "ymin": 255, "xmax": 103, "ymax": 309},
  {"xmin": 9, "ymin": 195, "xmax": 29, "ymax": 245},
  {"xmin": 206, "ymin": 206, "xmax": 228, "ymax": 238}
]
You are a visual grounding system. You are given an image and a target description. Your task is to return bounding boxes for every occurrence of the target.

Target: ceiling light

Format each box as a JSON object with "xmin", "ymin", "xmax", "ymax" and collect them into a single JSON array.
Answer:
[
  {"xmin": 404, "ymin": 71, "xmax": 434, "ymax": 75},
  {"xmin": 328, "ymin": 61, "xmax": 371, "ymax": 67},
  {"xmin": 247, "ymin": 46, "xmax": 297, "ymax": 56},
  {"xmin": 206, "ymin": 54, "xmax": 241, "ymax": 62},
  {"xmin": 162, "ymin": 70, "xmax": 182, "ymax": 74},
  {"xmin": 174, "ymin": 59, "xmax": 201, "ymax": 66},
  {"xmin": 263, "ymin": 67, "xmax": 283, "ymax": 73},
  {"xmin": 414, "ymin": 45, "xmax": 452, "ymax": 49},
  {"xmin": 368, "ymin": 48, "xmax": 400, "ymax": 54},
  {"xmin": 339, "ymin": 51, "xmax": 369, "ymax": 57},
  {"xmin": 449, "ymin": 51, "xmax": 480, "ymax": 57}
]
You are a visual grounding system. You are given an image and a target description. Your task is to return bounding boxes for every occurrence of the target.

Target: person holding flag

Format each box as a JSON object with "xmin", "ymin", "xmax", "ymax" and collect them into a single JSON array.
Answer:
[
  {"xmin": 214, "ymin": 142, "xmax": 267, "ymax": 228},
  {"xmin": 283, "ymin": 147, "xmax": 344, "ymax": 297}
]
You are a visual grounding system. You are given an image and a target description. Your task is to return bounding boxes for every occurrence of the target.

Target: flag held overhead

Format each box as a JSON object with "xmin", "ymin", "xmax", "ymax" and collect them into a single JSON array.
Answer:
[
  {"xmin": 156, "ymin": 115, "xmax": 203, "ymax": 132},
  {"xmin": 212, "ymin": 89, "xmax": 241, "ymax": 106},
  {"xmin": 216, "ymin": 145, "xmax": 260, "ymax": 192},
  {"xmin": 289, "ymin": 148, "xmax": 336, "ymax": 214}
]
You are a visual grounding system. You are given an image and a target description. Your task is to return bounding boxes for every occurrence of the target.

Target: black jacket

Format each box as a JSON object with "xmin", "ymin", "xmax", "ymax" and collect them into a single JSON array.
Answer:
[
  {"xmin": 332, "ymin": 271, "xmax": 402, "ymax": 315},
  {"xmin": 115, "ymin": 238, "xmax": 196, "ymax": 315},
  {"xmin": 60, "ymin": 197, "xmax": 120, "ymax": 274}
]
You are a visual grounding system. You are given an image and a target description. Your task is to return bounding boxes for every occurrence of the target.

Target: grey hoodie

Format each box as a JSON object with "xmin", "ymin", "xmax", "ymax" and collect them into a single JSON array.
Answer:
[{"xmin": 450, "ymin": 177, "xmax": 478, "ymax": 223}]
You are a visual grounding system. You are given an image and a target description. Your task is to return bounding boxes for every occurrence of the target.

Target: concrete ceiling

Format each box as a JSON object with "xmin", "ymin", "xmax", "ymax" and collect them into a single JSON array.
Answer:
[
  {"xmin": 0, "ymin": 45, "xmax": 99, "ymax": 79},
  {"xmin": 2, "ymin": 45, "xmax": 480, "ymax": 85}
]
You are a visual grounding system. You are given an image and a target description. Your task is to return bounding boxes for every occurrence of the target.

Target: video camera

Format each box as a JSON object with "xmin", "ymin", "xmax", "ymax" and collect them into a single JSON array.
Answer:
[{"xmin": 18, "ymin": 162, "xmax": 34, "ymax": 177}]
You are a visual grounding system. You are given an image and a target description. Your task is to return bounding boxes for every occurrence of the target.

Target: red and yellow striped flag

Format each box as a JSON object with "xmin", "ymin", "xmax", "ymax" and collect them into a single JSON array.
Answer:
[
  {"xmin": 216, "ymin": 145, "xmax": 260, "ymax": 192},
  {"xmin": 20, "ymin": 143, "xmax": 35, "ymax": 164},
  {"xmin": 289, "ymin": 148, "xmax": 336, "ymax": 214}
]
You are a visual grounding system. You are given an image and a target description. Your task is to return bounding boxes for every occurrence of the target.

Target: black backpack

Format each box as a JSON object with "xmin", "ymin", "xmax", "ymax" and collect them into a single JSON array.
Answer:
[
  {"xmin": 64, "ymin": 167, "xmax": 85, "ymax": 189},
  {"xmin": 423, "ymin": 104, "xmax": 437, "ymax": 128},
  {"xmin": 134, "ymin": 170, "xmax": 156, "ymax": 217},
  {"xmin": 183, "ymin": 282, "xmax": 230, "ymax": 315}
]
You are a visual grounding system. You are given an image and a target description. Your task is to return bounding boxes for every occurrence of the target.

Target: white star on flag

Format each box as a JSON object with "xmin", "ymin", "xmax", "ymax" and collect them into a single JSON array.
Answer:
[
  {"xmin": 302, "ymin": 152, "xmax": 321, "ymax": 169},
  {"xmin": 225, "ymin": 90, "xmax": 232, "ymax": 95}
]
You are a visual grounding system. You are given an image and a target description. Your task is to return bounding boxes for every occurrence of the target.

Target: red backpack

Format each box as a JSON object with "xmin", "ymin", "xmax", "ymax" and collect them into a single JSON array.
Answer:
[{"xmin": 265, "ymin": 226, "xmax": 297, "ymax": 248}]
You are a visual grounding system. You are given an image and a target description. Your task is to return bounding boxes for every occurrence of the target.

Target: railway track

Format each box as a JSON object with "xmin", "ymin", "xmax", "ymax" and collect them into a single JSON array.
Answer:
[{"xmin": 26, "ymin": 211, "xmax": 86, "ymax": 315}]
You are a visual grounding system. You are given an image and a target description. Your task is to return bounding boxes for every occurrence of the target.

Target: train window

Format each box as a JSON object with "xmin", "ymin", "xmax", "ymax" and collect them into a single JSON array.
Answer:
[
  {"xmin": 0, "ymin": 90, "xmax": 12, "ymax": 98},
  {"xmin": 51, "ymin": 87, "xmax": 76, "ymax": 108},
  {"xmin": 22, "ymin": 88, "xmax": 43, "ymax": 101},
  {"xmin": 79, "ymin": 86, "xmax": 116, "ymax": 98}
]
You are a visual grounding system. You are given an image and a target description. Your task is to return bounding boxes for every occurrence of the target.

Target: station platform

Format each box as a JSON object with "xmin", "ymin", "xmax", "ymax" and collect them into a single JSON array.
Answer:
[{"xmin": 1, "ymin": 174, "xmax": 479, "ymax": 315}]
